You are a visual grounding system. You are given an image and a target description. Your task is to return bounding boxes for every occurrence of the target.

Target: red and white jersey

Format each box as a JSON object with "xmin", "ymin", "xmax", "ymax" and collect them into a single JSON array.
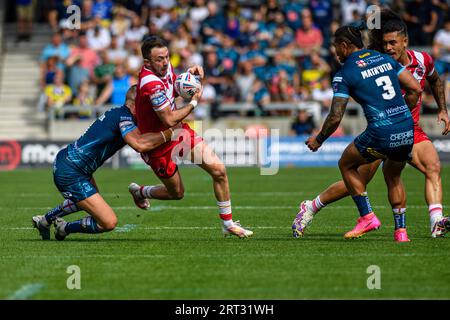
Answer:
[
  {"xmin": 402, "ymin": 49, "xmax": 435, "ymax": 125},
  {"xmin": 135, "ymin": 64, "xmax": 178, "ymax": 157}
]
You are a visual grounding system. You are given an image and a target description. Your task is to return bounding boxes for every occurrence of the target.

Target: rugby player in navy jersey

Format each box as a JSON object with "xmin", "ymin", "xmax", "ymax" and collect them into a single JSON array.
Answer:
[{"xmin": 32, "ymin": 85, "xmax": 177, "ymax": 240}]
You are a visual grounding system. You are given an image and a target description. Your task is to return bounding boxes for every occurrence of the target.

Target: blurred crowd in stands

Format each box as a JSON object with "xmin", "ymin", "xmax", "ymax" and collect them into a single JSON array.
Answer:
[{"xmin": 11, "ymin": 0, "xmax": 450, "ymax": 135}]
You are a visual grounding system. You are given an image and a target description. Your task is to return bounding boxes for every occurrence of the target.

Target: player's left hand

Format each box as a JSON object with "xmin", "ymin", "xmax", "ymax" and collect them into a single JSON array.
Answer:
[
  {"xmin": 188, "ymin": 65, "xmax": 204, "ymax": 80},
  {"xmin": 305, "ymin": 135, "xmax": 321, "ymax": 152},
  {"xmin": 437, "ymin": 110, "xmax": 450, "ymax": 135}
]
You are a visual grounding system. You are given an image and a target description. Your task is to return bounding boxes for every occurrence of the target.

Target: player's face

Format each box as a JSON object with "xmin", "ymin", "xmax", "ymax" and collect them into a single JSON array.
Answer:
[
  {"xmin": 332, "ymin": 41, "xmax": 347, "ymax": 63},
  {"xmin": 146, "ymin": 47, "xmax": 170, "ymax": 77},
  {"xmin": 382, "ymin": 32, "xmax": 407, "ymax": 61}
]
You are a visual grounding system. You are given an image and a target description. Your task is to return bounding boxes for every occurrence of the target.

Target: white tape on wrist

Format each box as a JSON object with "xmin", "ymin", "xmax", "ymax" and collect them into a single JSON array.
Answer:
[{"xmin": 190, "ymin": 100, "xmax": 198, "ymax": 108}]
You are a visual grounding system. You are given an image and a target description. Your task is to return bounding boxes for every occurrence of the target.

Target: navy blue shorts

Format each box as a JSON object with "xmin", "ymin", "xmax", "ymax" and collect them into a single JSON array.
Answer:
[
  {"xmin": 53, "ymin": 148, "xmax": 98, "ymax": 203},
  {"xmin": 354, "ymin": 126, "xmax": 414, "ymax": 162}
]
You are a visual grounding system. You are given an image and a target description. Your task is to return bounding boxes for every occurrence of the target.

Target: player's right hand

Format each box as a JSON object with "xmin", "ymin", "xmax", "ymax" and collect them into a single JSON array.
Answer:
[
  {"xmin": 191, "ymin": 88, "xmax": 203, "ymax": 103},
  {"xmin": 305, "ymin": 135, "xmax": 321, "ymax": 152}
]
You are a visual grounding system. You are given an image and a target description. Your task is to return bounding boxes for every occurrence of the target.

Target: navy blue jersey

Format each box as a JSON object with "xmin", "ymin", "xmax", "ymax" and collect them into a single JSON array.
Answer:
[
  {"xmin": 332, "ymin": 49, "xmax": 412, "ymax": 128},
  {"xmin": 65, "ymin": 105, "xmax": 137, "ymax": 175}
]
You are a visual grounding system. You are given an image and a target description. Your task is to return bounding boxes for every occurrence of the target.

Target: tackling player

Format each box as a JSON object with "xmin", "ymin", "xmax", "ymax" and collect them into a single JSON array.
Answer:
[
  {"xmin": 32, "ymin": 85, "xmax": 176, "ymax": 240},
  {"xmin": 292, "ymin": 16, "xmax": 450, "ymax": 239},
  {"xmin": 127, "ymin": 36, "xmax": 253, "ymax": 238},
  {"xmin": 303, "ymin": 26, "xmax": 422, "ymax": 241}
]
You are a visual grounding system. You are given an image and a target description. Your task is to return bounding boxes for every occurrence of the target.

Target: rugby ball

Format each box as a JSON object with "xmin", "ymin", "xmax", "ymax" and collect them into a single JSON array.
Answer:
[{"xmin": 175, "ymin": 72, "xmax": 202, "ymax": 100}]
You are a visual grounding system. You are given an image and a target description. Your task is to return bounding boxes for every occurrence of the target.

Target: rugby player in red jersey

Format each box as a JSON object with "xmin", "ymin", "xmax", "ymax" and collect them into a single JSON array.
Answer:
[{"xmin": 129, "ymin": 36, "xmax": 253, "ymax": 238}]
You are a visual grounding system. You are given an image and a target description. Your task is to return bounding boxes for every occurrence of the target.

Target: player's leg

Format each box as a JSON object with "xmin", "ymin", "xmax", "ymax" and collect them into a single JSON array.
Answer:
[
  {"xmin": 292, "ymin": 160, "xmax": 381, "ymax": 238},
  {"xmin": 54, "ymin": 193, "xmax": 118, "ymax": 241},
  {"xmin": 409, "ymin": 139, "xmax": 448, "ymax": 237},
  {"xmin": 339, "ymin": 143, "xmax": 381, "ymax": 239},
  {"xmin": 193, "ymin": 141, "xmax": 253, "ymax": 238},
  {"xmin": 382, "ymin": 159, "xmax": 410, "ymax": 242}
]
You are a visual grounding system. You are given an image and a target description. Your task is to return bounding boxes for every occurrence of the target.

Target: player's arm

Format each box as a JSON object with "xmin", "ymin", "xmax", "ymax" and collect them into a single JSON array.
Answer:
[
  {"xmin": 123, "ymin": 127, "xmax": 174, "ymax": 153},
  {"xmin": 397, "ymin": 68, "xmax": 422, "ymax": 111},
  {"xmin": 156, "ymin": 88, "xmax": 202, "ymax": 127},
  {"xmin": 427, "ymin": 69, "xmax": 450, "ymax": 135},
  {"xmin": 306, "ymin": 96, "xmax": 348, "ymax": 152}
]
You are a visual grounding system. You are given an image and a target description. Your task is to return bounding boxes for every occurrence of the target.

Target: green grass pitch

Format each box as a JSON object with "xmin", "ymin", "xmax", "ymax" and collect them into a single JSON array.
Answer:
[{"xmin": 1, "ymin": 166, "xmax": 450, "ymax": 299}]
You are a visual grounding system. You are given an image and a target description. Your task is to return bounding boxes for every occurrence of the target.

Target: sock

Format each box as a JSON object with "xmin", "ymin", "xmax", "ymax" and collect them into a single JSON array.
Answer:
[
  {"xmin": 311, "ymin": 196, "xmax": 325, "ymax": 214},
  {"xmin": 44, "ymin": 199, "xmax": 80, "ymax": 224},
  {"xmin": 351, "ymin": 192, "xmax": 373, "ymax": 217},
  {"xmin": 393, "ymin": 208, "xmax": 406, "ymax": 230},
  {"xmin": 141, "ymin": 186, "xmax": 155, "ymax": 199},
  {"xmin": 429, "ymin": 204, "xmax": 443, "ymax": 224},
  {"xmin": 218, "ymin": 200, "xmax": 234, "ymax": 227},
  {"xmin": 65, "ymin": 216, "xmax": 103, "ymax": 234}
]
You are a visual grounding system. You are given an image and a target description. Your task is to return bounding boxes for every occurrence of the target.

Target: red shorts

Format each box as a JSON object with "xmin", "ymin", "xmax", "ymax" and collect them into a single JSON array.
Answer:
[
  {"xmin": 414, "ymin": 125, "xmax": 431, "ymax": 144},
  {"xmin": 141, "ymin": 123, "xmax": 202, "ymax": 179}
]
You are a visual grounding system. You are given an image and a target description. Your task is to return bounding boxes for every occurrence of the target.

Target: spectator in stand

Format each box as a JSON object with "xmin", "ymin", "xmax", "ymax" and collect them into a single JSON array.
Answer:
[
  {"xmin": 340, "ymin": 0, "xmax": 366, "ymax": 25},
  {"xmin": 44, "ymin": 70, "xmax": 73, "ymax": 117},
  {"xmin": 40, "ymin": 56, "xmax": 61, "ymax": 89},
  {"xmin": 204, "ymin": 50, "xmax": 226, "ymax": 96},
  {"xmin": 16, "ymin": 0, "xmax": 34, "ymax": 42},
  {"xmin": 107, "ymin": 35, "xmax": 128, "ymax": 64},
  {"xmin": 217, "ymin": 35, "xmax": 240, "ymax": 76},
  {"xmin": 201, "ymin": 1, "xmax": 226, "ymax": 46},
  {"xmin": 67, "ymin": 56, "xmax": 90, "ymax": 97},
  {"xmin": 92, "ymin": 50, "xmax": 115, "ymax": 97},
  {"xmin": 189, "ymin": 0, "xmax": 209, "ymax": 38},
  {"xmin": 80, "ymin": 0, "xmax": 95, "ymax": 30},
  {"xmin": 221, "ymin": 75, "xmax": 241, "ymax": 104},
  {"xmin": 311, "ymin": 77, "xmax": 334, "ymax": 116},
  {"xmin": 66, "ymin": 31, "xmax": 100, "ymax": 77},
  {"xmin": 224, "ymin": 0, "xmax": 241, "ymax": 40},
  {"xmin": 110, "ymin": 5, "xmax": 134, "ymax": 47},
  {"xmin": 269, "ymin": 12, "xmax": 295, "ymax": 49},
  {"xmin": 126, "ymin": 40, "xmax": 143, "ymax": 77},
  {"xmin": 92, "ymin": 0, "xmax": 114, "ymax": 26},
  {"xmin": 295, "ymin": 8, "xmax": 324, "ymax": 53},
  {"xmin": 236, "ymin": 61, "xmax": 256, "ymax": 103},
  {"xmin": 87, "ymin": 18, "xmax": 112, "ymax": 51},
  {"xmin": 301, "ymin": 50, "xmax": 331, "ymax": 95},
  {"xmin": 283, "ymin": 0, "xmax": 304, "ymax": 32},
  {"xmin": 40, "ymin": 32, "xmax": 71, "ymax": 79},
  {"xmin": 72, "ymin": 81, "xmax": 96, "ymax": 119},
  {"xmin": 95, "ymin": 63, "xmax": 134, "ymax": 106},
  {"xmin": 248, "ymin": 79, "xmax": 270, "ymax": 116},
  {"xmin": 433, "ymin": 18, "xmax": 450, "ymax": 75},
  {"xmin": 403, "ymin": 0, "xmax": 439, "ymax": 45},
  {"xmin": 150, "ymin": 5, "xmax": 170, "ymax": 31},
  {"xmin": 290, "ymin": 109, "xmax": 316, "ymax": 136},
  {"xmin": 309, "ymin": 0, "xmax": 333, "ymax": 47},
  {"xmin": 125, "ymin": 15, "xmax": 148, "ymax": 43},
  {"xmin": 164, "ymin": 7, "xmax": 182, "ymax": 34}
]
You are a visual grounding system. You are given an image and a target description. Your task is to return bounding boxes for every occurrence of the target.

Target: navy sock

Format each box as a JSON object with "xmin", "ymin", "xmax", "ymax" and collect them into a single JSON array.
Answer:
[
  {"xmin": 393, "ymin": 208, "xmax": 406, "ymax": 229},
  {"xmin": 65, "ymin": 216, "xmax": 103, "ymax": 234},
  {"xmin": 45, "ymin": 199, "xmax": 80, "ymax": 224},
  {"xmin": 352, "ymin": 192, "xmax": 373, "ymax": 217}
]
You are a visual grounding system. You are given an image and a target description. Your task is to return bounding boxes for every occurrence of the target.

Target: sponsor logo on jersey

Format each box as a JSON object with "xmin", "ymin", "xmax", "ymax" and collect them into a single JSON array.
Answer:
[
  {"xmin": 150, "ymin": 91, "xmax": 167, "ymax": 107},
  {"xmin": 359, "ymin": 52, "xmax": 370, "ymax": 58},
  {"xmin": 356, "ymin": 60, "xmax": 367, "ymax": 68}
]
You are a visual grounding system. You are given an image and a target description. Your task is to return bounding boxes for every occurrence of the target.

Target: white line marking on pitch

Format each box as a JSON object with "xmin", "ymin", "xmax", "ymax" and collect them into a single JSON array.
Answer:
[
  {"xmin": 7, "ymin": 283, "xmax": 44, "ymax": 300},
  {"xmin": 18, "ymin": 204, "xmax": 429, "ymax": 211}
]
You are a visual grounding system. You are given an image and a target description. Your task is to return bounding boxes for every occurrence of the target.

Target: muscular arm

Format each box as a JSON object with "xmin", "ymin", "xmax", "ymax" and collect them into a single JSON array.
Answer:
[
  {"xmin": 123, "ymin": 127, "xmax": 173, "ymax": 154},
  {"xmin": 306, "ymin": 96, "xmax": 348, "ymax": 151},
  {"xmin": 427, "ymin": 69, "xmax": 450, "ymax": 135},
  {"xmin": 156, "ymin": 89, "xmax": 202, "ymax": 127},
  {"xmin": 398, "ymin": 69, "xmax": 422, "ymax": 111}
]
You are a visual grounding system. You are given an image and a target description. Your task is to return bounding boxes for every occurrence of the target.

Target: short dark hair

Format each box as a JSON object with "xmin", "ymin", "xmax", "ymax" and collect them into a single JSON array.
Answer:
[
  {"xmin": 367, "ymin": 9, "xmax": 404, "ymax": 52},
  {"xmin": 334, "ymin": 26, "xmax": 364, "ymax": 48},
  {"xmin": 141, "ymin": 35, "xmax": 168, "ymax": 60},
  {"xmin": 125, "ymin": 85, "xmax": 137, "ymax": 105},
  {"xmin": 382, "ymin": 19, "xmax": 408, "ymax": 37}
]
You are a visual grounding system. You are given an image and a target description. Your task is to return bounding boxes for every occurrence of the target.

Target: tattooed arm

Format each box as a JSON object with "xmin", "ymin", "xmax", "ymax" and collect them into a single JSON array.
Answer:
[
  {"xmin": 306, "ymin": 96, "xmax": 348, "ymax": 152},
  {"xmin": 427, "ymin": 69, "xmax": 450, "ymax": 135}
]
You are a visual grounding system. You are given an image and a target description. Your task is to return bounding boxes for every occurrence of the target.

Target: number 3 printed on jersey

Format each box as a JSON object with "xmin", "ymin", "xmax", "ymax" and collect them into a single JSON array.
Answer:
[{"xmin": 375, "ymin": 76, "xmax": 396, "ymax": 100}]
